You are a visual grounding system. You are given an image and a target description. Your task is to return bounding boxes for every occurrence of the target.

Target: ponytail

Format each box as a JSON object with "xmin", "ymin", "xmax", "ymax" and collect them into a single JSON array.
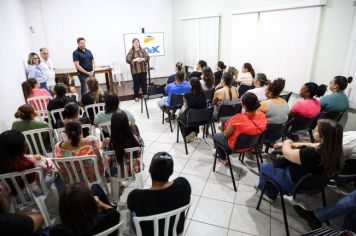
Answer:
[
  {"xmin": 347, "ymin": 76, "xmax": 353, "ymax": 84},
  {"xmin": 65, "ymin": 121, "xmax": 82, "ymax": 147}
]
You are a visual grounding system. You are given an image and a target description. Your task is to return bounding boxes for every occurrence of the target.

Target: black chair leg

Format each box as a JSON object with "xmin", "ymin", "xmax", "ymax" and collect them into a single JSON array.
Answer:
[
  {"xmin": 309, "ymin": 129, "xmax": 314, "ymax": 143},
  {"xmin": 168, "ymin": 112, "xmax": 173, "ymax": 132},
  {"xmin": 144, "ymin": 99, "xmax": 149, "ymax": 119},
  {"xmin": 162, "ymin": 108, "xmax": 165, "ymax": 124},
  {"xmin": 213, "ymin": 149, "xmax": 218, "ymax": 171},
  {"xmin": 210, "ymin": 122, "xmax": 215, "ymax": 135},
  {"xmin": 265, "ymin": 144, "xmax": 270, "ymax": 154},
  {"xmin": 181, "ymin": 126, "xmax": 188, "ymax": 155},
  {"xmin": 226, "ymin": 153, "xmax": 237, "ymax": 191},
  {"xmin": 238, "ymin": 153, "xmax": 242, "ymax": 161},
  {"xmin": 255, "ymin": 147, "xmax": 261, "ymax": 173},
  {"xmin": 256, "ymin": 180, "xmax": 267, "ymax": 210},
  {"xmin": 321, "ymin": 189, "xmax": 330, "ymax": 226},
  {"xmin": 280, "ymin": 194, "xmax": 290, "ymax": 236},
  {"xmin": 176, "ymin": 123, "xmax": 180, "ymax": 143},
  {"xmin": 140, "ymin": 97, "xmax": 143, "ymax": 113},
  {"xmin": 241, "ymin": 153, "xmax": 245, "ymax": 163}
]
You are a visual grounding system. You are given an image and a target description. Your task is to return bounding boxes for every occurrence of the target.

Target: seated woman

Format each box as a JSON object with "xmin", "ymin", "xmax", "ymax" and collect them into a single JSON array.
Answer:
[
  {"xmin": 56, "ymin": 75, "xmax": 78, "ymax": 99},
  {"xmin": 22, "ymin": 78, "xmax": 51, "ymax": 102},
  {"xmin": 81, "ymin": 77, "xmax": 106, "ymax": 107},
  {"xmin": 128, "ymin": 152, "xmax": 191, "ymax": 236},
  {"xmin": 248, "ymin": 73, "xmax": 269, "ymax": 101},
  {"xmin": 178, "ymin": 77, "xmax": 207, "ymax": 142},
  {"xmin": 94, "ymin": 93, "xmax": 135, "ymax": 126},
  {"xmin": 213, "ymin": 93, "xmax": 267, "ymax": 164},
  {"xmin": 320, "ymin": 76, "xmax": 353, "ymax": 114},
  {"xmin": 26, "ymin": 52, "xmax": 48, "ymax": 90},
  {"xmin": 258, "ymin": 78, "xmax": 289, "ymax": 124},
  {"xmin": 189, "ymin": 60, "xmax": 207, "ymax": 79},
  {"xmin": 214, "ymin": 61, "xmax": 226, "ymax": 86},
  {"xmin": 167, "ymin": 62, "xmax": 186, "ymax": 84},
  {"xmin": 227, "ymin": 66, "xmax": 238, "ymax": 87},
  {"xmin": 236, "ymin": 63, "xmax": 255, "ymax": 98},
  {"xmin": 0, "ymin": 130, "xmax": 55, "ymax": 196},
  {"xmin": 257, "ymin": 119, "xmax": 343, "ymax": 202},
  {"xmin": 12, "ymin": 104, "xmax": 49, "ymax": 131},
  {"xmin": 47, "ymin": 83, "xmax": 77, "ymax": 128},
  {"xmin": 102, "ymin": 111, "xmax": 142, "ymax": 177},
  {"xmin": 213, "ymin": 73, "xmax": 240, "ymax": 118},
  {"xmin": 290, "ymin": 82, "xmax": 326, "ymax": 119},
  {"xmin": 50, "ymin": 183, "xmax": 120, "ymax": 236},
  {"xmin": 200, "ymin": 66, "xmax": 215, "ymax": 91},
  {"xmin": 54, "ymin": 121, "xmax": 104, "ymax": 183}
]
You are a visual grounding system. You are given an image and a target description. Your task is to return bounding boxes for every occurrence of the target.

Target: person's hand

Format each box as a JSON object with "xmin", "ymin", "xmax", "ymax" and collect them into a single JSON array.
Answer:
[
  {"xmin": 273, "ymin": 142, "xmax": 283, "ymax": 149},
  {"xmin": 283, "ymin": 139, "xmax": 293, "ymax": 146},
  {"xmin": 33, "ymin": 154, "xmax": 42, "ymax": 161},
  {"xmin": 102, "ymin": 138, "xmax": 110, "ymax": 148},
  {"xmin": 133, "ymin": 58, "xmax": 139, "ymax": 63}
]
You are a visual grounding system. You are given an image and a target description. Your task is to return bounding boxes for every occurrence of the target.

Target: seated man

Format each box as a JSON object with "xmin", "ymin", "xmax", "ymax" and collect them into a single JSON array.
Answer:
[
  {"xmin": 294, "ymin": 190, "xmax": 356, "ymax": 233},
  {"xmin": 0, "ymin": 186, "xmax": 44, "ymax": 236},
  {"xmin": 127, "ymin": 152, "xmax": 191, "ymax": 236},
  {"xmin": 157, "ymin": 71, "xmax": 190, "ymax": 120}
]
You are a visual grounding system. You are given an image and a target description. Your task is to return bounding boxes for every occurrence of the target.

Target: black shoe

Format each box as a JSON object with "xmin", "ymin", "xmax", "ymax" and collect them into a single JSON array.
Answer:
[{"xmin": 293, "ymin": 205, "xmax": 322, "ymax": 229}]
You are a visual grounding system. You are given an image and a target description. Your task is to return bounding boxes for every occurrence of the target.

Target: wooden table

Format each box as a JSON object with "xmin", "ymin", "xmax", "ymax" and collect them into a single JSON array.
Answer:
[{"xmin": 54, "ymin": 66, "xmax": 114, "ymax": 92}]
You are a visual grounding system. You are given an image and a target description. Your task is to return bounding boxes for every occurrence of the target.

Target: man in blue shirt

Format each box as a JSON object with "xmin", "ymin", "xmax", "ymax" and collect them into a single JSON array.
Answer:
[
  {"xmin": 157, "ymin": 71, "xmax": 190, "ymax": 119},
  {"xmin": 72, "ymin": 37, "xmax": 95, "ymax": 95}
]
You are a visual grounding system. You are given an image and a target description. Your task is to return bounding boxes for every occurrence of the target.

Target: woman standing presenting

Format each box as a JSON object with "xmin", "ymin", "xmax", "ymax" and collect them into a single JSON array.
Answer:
[{"xmin": 126, "ymin": 38, "xmax": 150, "ymax": 102}]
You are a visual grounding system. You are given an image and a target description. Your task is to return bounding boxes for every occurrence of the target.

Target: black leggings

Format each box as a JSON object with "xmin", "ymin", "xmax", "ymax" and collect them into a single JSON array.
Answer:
[{"xmin": 132, "ymin": 72, "xmax": 147, "ymax": 98}]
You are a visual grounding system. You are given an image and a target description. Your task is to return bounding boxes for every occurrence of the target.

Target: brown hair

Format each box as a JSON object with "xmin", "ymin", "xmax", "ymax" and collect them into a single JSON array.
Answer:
[
  {"xmin": 15, "ymin": 104, "xmax": 35, "ymax": 120},
  {"xmin": 316, "ymin": 119, "xmax": 344, "ymax": 177},
  {"xmin": 202, "ymin": 66, "xmax": 215, "ymax": 89},
  {"xmin": 333, "ymin": 76, "xmax": 353, "ymax": 91},
  {"xmin": 27, "ymin": 52, "xmax": 41, "ymax": 65},
  {"xmin": 77, "ymin": 37, "xmax": 85, "ymax": 44},
  {"xmin": 86, "ymin": 77, "xmax": 103, "ymax": 103},
  {"xmin": 22, "ymin": 78, "xmax": 38, "ymax": 99},
  {"xmin": 267, "ymin": 78, "xmax": 285, "ymax": 97},
  {"xmin": 175, "ymin": 71, "xmax": 185, "ymax": 82}
]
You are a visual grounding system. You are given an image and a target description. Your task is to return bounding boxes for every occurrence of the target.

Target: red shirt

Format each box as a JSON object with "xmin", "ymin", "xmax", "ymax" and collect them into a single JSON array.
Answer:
[{"xmin": 225, "ymin": 111, "xmax": 267, "ymax": 151}]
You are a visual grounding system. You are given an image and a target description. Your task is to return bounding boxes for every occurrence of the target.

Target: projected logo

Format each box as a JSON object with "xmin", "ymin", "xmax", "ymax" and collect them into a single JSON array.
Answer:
[{"xmin": 143, "ymin": 35, "xmax": 160, "ymax": 54}]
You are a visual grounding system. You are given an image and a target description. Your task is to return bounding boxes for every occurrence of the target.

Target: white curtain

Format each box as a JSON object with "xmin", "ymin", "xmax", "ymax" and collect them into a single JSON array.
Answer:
[
  {"xmin": 230, "ymin": 7, "xmax": 321, "ymax": 93},
  {"xmin": 181, "ymin": 16, "xmax": 220, "ymax": 68}
]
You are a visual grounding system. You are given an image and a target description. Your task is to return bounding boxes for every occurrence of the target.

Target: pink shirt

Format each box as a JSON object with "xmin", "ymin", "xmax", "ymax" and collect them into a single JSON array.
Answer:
[
  {"xmin": 291, "ymin": 98, "xmax": 321, "ymax": 118},
  {"xmin": 28, "ymin": 89, "xmax": 51, "ymax": 111}
]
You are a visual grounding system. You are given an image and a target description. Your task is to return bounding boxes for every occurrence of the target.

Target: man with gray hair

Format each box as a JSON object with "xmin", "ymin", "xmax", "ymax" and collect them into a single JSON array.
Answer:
[{"xmin": 39, "ymin": 47, "xmax": 55, "ymax": 88}]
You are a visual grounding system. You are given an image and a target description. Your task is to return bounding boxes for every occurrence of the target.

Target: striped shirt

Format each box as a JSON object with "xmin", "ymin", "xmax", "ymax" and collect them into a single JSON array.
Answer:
[{"xmin": 126, "ymin": 48, "xmax": 150, "ymax": 74}]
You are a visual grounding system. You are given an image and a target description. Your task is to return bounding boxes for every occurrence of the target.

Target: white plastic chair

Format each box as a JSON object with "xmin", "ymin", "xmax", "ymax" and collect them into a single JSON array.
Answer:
[
  {"xmin": 51, "ymin": 155, "xmax": 109, "ymax": 194},
  {"xmin": 0, "ymin": 167, "xmax": 52, "ymax": 226},
  {"xmin": 102, "ymin": 147, "xmax": 144, "ymax": 203},
  {"xmin": 98, "ymin": 122, "xmax": 111, "ymax": 140},
  {"xmin": 93, "ymin": 221, "xmax": 123, "ymax": 236},
  {"xmin": 55, "ymin": 124, "xmax": 94, "ymax": 142},
  {"xmin": 27, "ymin": 95, "xmax": 52, "ymax": 111},
  {"xmin": 112, "ymin": 63, "xmax": 124, "ymax": 87},
  {"xmin": 84, "ymin": 103, "xmax": 105, "ymax": 124},
  {"xmin": 133, "ymin": 203, "xmax": 191, "ymax": 236},
  {"xmin": 22, "ymin": 128, "xmax": 55, "ymax": 158},
  {"xmin": 49, "ymin": 108, "xmax": 65, "ymax": 127}
]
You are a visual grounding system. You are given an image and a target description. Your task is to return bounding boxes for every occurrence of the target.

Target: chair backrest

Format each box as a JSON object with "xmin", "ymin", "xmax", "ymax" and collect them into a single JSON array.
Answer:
[
  {"xmin": 187, "ymin": 107, "xmax": 214, "ymax": 126},
  {"xmin": 286, "ymin": 116, "xmax": 316, "ymax": 133},
  {"xmin": 98, "ymin": 122, "xmax": 111, "ymax": 140},
  {"xmin": 0, "ymin": 167, "xmax": 48, "ymax": 209},
  {"xmin": 217, "ymin": 103, "xmax": 242, "ymax": 121},
  {"xmin": 319, "ymin": 110, "xmax": 345, "ymax": 122},
  {"xmin": 204, "ymin": 88, "xmax": 215, "ymax": 103},
  {"xmin": 147, "ymin": 84, "xmax": 165, "ymax": 99},
  {"xmin": 93, "ymin": 221, "xmax": 123, "ymax": 236},
  {"xmin": 233, "ymin": 133, "xmax": 262, "ymax": 151},
  {"xmin": 292, "ymin": 173, "xmax": 328, "ymax": 194},
  {"xmin": 263, "ymin": 123, "xmax": 286, "ymax": 143},
  {"xmin": 50, "ymin": 108, "xmax": 65, "ymax": 128},
  {"xmin": 27, "ymin": 95, "xmax": 52, "ymax": 111},
  {"xmin": 22, "ymin": 128, "xmax": 55, "ymax": 157},
  {"xmin": 85, "ymin": 103, "xmax": 105, "ymax": 124},
  {"xmin": 55, "ymin": 124, "xmax": 93, "ymax": 142},
  {"xmin": 52, "ymin": 155, "xmax": 104, "ymax": 187},
  {"xmin": 133, "ymin": 203, "xmax": 191, "ymax": 236},
  {"xmin": 169, "ymin": 94, "xmax": 184, "ymax": 108},
  {"xmin": 279, "ymin": 92, "xmax": 292, "ymax": 103}
]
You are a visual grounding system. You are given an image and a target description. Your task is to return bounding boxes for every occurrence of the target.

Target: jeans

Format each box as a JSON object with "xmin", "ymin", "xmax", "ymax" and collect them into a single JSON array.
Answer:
[
  {"xmin": 132, "ymin": 72, "xmax": 147, "ymax": 98},
  {"xmin": 40, "ymin": 82, "xmax": 48, "ymax": 91},
  {"xmin": 314, "ymin": 190, "xmax": 356, "ymax": 232},
  {"xmin": 78, "ymin": 73, "xmax": 89, "ymax": 95},
  {"xmin": 258, "ymin": 163, "xmax": 295, "ymax": 200},
  {"xmin": 91, "ymin": 184, "xmax": 111, "ymax": 206},
  {"xmin": 213, "ymin": 133, "xmax": 230, "ymax": 159}
]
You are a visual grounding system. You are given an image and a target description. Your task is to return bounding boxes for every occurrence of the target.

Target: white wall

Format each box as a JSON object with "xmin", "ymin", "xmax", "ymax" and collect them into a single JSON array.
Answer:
[
  {"xmin": 23, "ymin": 0, "xmax": 175, "ymax": 81},
  {"xmin": 0, "ymin": 0, "xmax": 31, "ymax": 131},
  {"xmin": 172, "ymin": 0, "xmax": 355, "ymax": 87}
]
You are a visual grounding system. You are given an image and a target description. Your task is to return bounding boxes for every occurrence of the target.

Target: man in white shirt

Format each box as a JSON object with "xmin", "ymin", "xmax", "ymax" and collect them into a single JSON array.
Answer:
[{"xmin": 39, "ymin": 48, "xmax": 55, "ymax": 88}]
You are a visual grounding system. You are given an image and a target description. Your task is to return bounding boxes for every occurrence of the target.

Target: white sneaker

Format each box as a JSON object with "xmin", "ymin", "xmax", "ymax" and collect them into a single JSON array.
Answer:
[{"xmin": 185, "ymin": 132, "xmax": 197, "ymax": 142}]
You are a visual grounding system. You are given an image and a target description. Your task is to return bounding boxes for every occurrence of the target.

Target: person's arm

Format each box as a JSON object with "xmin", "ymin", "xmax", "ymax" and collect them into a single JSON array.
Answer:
[
  {"xmin": 223, "ymin": 125, "xmax": 235, "ymax": 138},
  {"xmin": 213, "ymin": 90, "xmax": 222, "ymax": 106},
  {"xmin": 74, "ymin": 61, "xmax": 91, "ymax": 76},
  {"xmin": 27, "ymin": 66, "xmax": 36, "ymax": 79},
  {"xmin": 126, "ymin": 50, "xmax": 138, "ymax": 64},
  {"xmin": 26, "ymin": 213, "xmax": 44, "ymax": 233},
  {"xmin": 257, "ymin": 101, "xmax": 269, "ymax": 113},
  {"xmin": 94, "ymin": 196, "xmax": 112, "ymax": 210},
  {"xmin": 282, "ymin": 139, "xmax": 301, "ymax": 164}
]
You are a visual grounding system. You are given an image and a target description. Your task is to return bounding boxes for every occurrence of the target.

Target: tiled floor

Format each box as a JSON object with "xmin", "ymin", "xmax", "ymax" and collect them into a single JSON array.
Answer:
[{"xmin": 115, "ymin": 97, "xmax": 348, "ymax": 236}]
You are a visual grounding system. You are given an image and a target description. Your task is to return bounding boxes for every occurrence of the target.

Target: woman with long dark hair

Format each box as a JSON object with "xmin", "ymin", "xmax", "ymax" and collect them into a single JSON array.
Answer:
[
  {"xmin": 50, "ymin": 183, "xmax": 120, "ymax": 236},
  {"xmin": 237, "ymin": 62, "xmax": 255, "ymax": 98},
  {"xmin": 81, "ymin": 77, "xmax": 105, "ymax": 107},
  {"xmin": 200, "ymin": 66, "xmax": 215, "ymax": 90},
  {"xmin": 102, "ymin": 111, "xmax": 142, "ymax": 177},
  {"xmin": 126, "ymin": 38, "xmax": 150, "ymax": 102},
  {"xmin": 214, "ymin": 61, "xmax": 226, "ymax": 86},
  {"xmin": 257, "ymin": 119, "xmax": 344, "ymax": 202},
  {"xmin": 178, "ymin": 77, "xmax": 207, "ymax": 142}
]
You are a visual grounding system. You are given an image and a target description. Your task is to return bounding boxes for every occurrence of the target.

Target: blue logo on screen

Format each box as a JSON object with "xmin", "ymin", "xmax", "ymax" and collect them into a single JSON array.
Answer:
[{"xmin": 144, "ymin": 46, "xmax": 160, "ymax": 54}]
